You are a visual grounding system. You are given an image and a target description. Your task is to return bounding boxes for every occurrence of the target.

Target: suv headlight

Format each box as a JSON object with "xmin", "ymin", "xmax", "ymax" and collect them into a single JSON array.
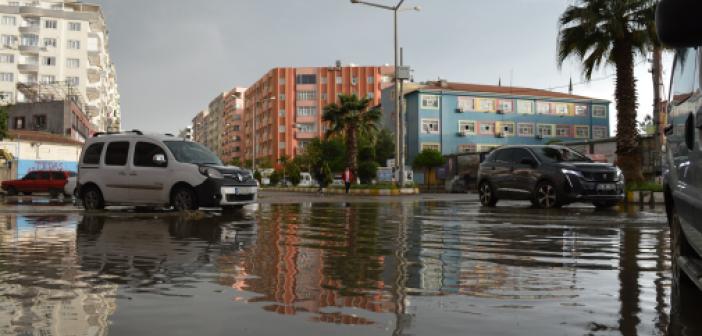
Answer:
[
  {"xmin": 561, "ymin": 169, "xmax": 583, "ymax": 177},
  {"xmin": 199, "ymin": 167, "xmax": 223, "ymax": 179}
]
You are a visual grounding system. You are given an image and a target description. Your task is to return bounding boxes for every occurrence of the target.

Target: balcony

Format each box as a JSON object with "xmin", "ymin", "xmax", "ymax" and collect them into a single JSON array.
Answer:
[
  {"xmin": 19, "ymin": 45, "xmax": 41, "ymax": 54},
  {"xmin": 17, "ymin": 63, "xmax": 38, "ymax": 72},
  {"xmin": 19, "ymin": 6, "xmax": 43, "ymax": 17},
  {"xmin": 295, "ymin": 131, "xmax": 317, "ymax": 140},
  {"xmin": 86, "ymin": 87, "xmax": 100, "ymax": 101},
  {"xmin": 19, "ymin": 25, "xmax": 40, "ymax": 34},
  {"xmin": 295, "ymin": 115, "xmax": 317, "ymax": 124}
]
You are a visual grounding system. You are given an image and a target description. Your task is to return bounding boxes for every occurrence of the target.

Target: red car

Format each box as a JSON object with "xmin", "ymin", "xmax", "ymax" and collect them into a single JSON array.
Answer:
[{"xmin": 1, "ymin": 170, "xmax": 76, "ymax": 197}]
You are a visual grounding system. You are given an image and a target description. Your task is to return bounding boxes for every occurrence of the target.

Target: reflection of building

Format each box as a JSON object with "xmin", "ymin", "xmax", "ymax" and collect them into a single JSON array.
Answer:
[{"xmin": 0, "ymin": 214, "xmax": 117, "ymax": 336}]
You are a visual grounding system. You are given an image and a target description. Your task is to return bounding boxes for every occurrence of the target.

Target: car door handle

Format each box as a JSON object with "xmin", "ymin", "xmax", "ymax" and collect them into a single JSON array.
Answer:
[{"xmin": 129, "ymin": 172, "xmax": 137, "ymax": 176}]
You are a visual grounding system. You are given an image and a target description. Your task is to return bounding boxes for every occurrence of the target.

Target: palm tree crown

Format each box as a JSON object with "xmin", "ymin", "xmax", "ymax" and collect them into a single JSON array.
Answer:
[{"xmin": 322, "ymin": 94, "xmax": 382, "ymax": 175}]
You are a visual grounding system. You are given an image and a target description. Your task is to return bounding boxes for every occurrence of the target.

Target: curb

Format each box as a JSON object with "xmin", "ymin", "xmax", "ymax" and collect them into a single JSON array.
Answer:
[{"xmin": 263, "ymin": 187, "xmax": 420, "ymax": 196}]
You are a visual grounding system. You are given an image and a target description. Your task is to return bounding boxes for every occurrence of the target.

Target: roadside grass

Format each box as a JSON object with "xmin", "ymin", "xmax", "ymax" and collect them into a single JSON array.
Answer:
[{"xmin": 626, "ymin": 181, "xmax": 663, "ymax": 192}]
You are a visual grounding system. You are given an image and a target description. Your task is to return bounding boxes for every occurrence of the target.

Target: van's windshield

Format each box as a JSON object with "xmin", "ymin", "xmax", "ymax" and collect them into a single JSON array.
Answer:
[{"xmin": 164, "ymin": 141, "xmax": 223, "ymax": 165}]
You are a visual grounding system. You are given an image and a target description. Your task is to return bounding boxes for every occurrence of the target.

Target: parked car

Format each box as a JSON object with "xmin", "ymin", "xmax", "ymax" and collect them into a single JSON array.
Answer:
[
  {"xmin": 77, "ymin": 131, "xmax": 258, "ymax": 211},
  {"xmin": 656, "ymin": 0, "xmax": 702, "ymax": 291},
  {"xmin": 298, "ymin": 172, "xmax": 318, "ymax": 187},
  {"xmin": 477, "ymin": 145, "xmax": 624, "ymax": 209},
  {"xmin": 1, "ymin": 170, "xmax": 75, "ymax": 197}
]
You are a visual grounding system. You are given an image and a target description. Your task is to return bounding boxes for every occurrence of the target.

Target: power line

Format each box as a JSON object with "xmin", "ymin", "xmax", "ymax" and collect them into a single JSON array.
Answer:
[{"xmin": 545, "ymin": 59, "xmax": 648, "ymax": 91}]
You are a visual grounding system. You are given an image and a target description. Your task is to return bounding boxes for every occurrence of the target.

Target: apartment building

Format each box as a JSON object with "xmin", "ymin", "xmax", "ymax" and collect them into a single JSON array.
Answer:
[
  {"xmin": 221, "ymin": 87, "xmax": 245, "ymax": 164},
  {"xmin": 382, "ymin": 80, "xmax": 611, "ymax": 182},
  {"xmin": 191, "ymin": 109, "xmax": 209, "ymax": 148},
  {"xmin": 8, "ymin": 96, "xmax": 94, "ymax": 142},
  {"xmin": 0, "ymin": 0, "xmax": 120, "ymax": 132},
  {"xmin": 191, "ymin": 87, "xmax": 246, "ymax": 162},
  {"xmin": 244, "ymin": 64, "xmax": 394, "ymax": 165}
]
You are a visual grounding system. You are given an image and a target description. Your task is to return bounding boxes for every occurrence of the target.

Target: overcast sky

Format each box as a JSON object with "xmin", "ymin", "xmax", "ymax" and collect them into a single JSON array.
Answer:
[{"xmin": 91, "ymin": 0, "xmax": 670, "ymax": 134}]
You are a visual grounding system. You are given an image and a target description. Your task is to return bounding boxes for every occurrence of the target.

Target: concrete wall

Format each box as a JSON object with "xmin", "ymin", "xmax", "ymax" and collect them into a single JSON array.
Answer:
[{"xmin": 0, "ymin": 139, "xmax": 81, "ymax": 179}]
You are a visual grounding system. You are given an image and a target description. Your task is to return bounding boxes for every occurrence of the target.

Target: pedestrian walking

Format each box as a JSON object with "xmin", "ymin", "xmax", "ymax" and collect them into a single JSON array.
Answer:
[
  {"xmin": 343, "ymin": 167, "xmax": 352, "ymax": 194},
  {"xmin": 315, "ymin": 164, "xmax": 325, "ymax": 194}
]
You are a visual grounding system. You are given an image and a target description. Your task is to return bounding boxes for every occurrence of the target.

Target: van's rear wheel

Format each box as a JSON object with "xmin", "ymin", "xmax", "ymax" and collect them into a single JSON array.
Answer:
[
  {"xmin": 172, "ymin": 186, "xmax": 198, "ymax": 211},
  {"xmin": 82, "ymin": 186, "xmax": 104, "ymax": 210}
]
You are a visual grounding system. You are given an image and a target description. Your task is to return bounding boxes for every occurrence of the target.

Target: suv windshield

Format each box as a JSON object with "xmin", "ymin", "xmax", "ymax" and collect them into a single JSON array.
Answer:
[
  {"xmin": 164, "ymin": 141, "xmax": 222, "ymax": 165},
  {"xmin": 534, "ymin": 146, "xmax": 591, "ymax": 163}
]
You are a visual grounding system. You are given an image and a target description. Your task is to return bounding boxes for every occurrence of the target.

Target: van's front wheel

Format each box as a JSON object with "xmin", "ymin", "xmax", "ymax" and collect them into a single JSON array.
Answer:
[
  {"xmin": 172, "ymin": 186, "xmax": 198, "ymax": 211},
  {"xmin": 82, "ymin": 186, "xmax": 104, "ymax": 210}
]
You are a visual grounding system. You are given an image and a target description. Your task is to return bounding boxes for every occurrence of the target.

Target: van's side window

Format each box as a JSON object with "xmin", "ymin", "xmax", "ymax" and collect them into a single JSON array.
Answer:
[
  {"xmin": 105, "ymin": 142, "xmax": 129, "ymax": 166},
  {"xmin": 82, "ymin": 143, "xmax": 104, "ymax": 164},
  {"xmin": 134, "ymin": 142, "xmax": 167, "ymax": 168}
]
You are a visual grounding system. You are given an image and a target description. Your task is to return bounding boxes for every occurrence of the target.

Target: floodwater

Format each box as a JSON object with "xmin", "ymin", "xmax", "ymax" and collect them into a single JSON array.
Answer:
[{"xmin": 0, "ymin": 201, "xmax": 700, "ymax": 336}]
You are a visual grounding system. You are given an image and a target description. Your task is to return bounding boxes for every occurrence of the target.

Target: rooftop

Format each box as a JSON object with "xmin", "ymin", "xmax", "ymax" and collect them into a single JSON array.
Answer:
[
  {"xmin": 8, "ymin": 130, "xmax": 83, "ymax": 146},
  {"xmin": 414, "ymin": 81, "xmax": 607, "ymax": 101}
]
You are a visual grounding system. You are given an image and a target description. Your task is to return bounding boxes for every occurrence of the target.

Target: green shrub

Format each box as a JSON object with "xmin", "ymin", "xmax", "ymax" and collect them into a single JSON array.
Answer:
[
  {"xmin": 286, "ymin": 163, "xmax": 301, "ymax": 185},
  {"xmin": 253, "ymin": 170, "xmax": 262, "ymax": 182},
  {"xmin": 626, "ymin": 181, "xmax": 663, "ymax": 192},
  {"xmin": 357, "ymin": 161, "xmax": 378, "ymax": 184},
  {"xmin": 269, "ymin": 171, "xmax": 281, "ymax": 186}
]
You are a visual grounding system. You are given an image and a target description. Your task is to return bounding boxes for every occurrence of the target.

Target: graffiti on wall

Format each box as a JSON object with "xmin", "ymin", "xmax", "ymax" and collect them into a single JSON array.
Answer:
[{"xmin": 17, "ymin": 160, "xmax": 78, "ymax": 178}]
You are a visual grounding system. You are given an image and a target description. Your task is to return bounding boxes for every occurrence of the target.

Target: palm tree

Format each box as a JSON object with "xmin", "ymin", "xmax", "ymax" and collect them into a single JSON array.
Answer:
[
  {"xmin": 557, "ymin": 0, "xmax": 656, "ymax": 183},
  {"xmin": 323, "ymin": 94, "xmax": 381, "ymax": 176}
]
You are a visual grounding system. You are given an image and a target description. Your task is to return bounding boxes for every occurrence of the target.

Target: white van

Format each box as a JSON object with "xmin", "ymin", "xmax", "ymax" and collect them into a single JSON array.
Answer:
[{"xmin": 78, "ymin": 131, "xmax": 258, "ymax": 211}]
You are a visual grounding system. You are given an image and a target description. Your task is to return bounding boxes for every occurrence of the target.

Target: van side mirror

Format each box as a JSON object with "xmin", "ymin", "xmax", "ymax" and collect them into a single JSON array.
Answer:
[
  {"xmin": 657, "ymin": 0, "xmax": 702, "ymax": 48},
  {"xmin": 521, "ymin": 158, "xmax": 537, "ymax": 167},
  {"xmin": 153, "ymin": 154, "xmax": 167, "ymax": 166}
]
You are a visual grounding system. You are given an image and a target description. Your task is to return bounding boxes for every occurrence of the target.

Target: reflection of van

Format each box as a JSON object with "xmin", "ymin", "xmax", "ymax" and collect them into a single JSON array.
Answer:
[
  {"xmin": 298, "ymin": 173, "xmax": 318, "ymax": 187},
  {"xmin": 657, "ymin": 0, "xmax": 702, "ymax": 291}
]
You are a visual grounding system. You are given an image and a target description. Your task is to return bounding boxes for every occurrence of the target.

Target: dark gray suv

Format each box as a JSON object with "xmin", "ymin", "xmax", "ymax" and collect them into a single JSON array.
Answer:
[{"xmin": 477, "ymin": 145, "xmax": 625, "ymax": 209}]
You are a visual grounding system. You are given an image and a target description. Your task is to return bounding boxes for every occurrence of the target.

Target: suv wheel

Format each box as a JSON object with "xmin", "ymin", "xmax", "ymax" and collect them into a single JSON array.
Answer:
[
  {"xmin": 82, "ymin": 186, "xmax": 105, "ymax": 210},
  {"xmin": 533, "ymin": 181, "xmax": 560, "ymax": 209},
  {"xmin": 172, "ymin": 187, "xmax": 198, "ymax": 211},
  {"xmin": 478, "ymin": 181, "xmax": 498, "ymax": 207}
]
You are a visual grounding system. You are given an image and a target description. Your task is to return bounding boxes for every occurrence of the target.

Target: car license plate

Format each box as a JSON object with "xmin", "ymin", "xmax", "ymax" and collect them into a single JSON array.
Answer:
[
  {"xmin": 597, "ymin": 184, "xmax": 615, "ymax": 191},
  {"xmin": 223, "ymin": 187, "xmax": 255, "ymax": 195}
]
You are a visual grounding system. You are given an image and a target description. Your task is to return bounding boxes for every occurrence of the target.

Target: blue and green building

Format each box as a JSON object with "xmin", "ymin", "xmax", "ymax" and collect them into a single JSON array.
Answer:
[{"xmin": 381, "ymin": 81, "xmax": 611, "ymax": 183}]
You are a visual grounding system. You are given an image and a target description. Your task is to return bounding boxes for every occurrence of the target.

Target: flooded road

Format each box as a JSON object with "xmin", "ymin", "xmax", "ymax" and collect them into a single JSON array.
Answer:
[{"xmin": 0, "ymin": 200, "xmax": 699, "ymax": 336}]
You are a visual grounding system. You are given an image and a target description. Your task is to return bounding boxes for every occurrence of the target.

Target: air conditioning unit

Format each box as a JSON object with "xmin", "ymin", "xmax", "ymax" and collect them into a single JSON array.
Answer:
[
  {"xmin": 455, "ymin": 108, "xmax": 464, "ymax": 113},
  {"xmin": 457, "ymin": 131, "xmax": 468, "ymax": 137},
  {"xmin": 495, "ymin": 132, "xmax": 504, "ymax": 138}
]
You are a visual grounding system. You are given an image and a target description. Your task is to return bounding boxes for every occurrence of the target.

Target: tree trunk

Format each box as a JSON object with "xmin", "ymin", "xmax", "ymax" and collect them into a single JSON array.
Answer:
[
  {"xmin": 651, "ymin": 45, "xmax": 664, "ymax": 149},
  {"xmin": 613, "ymin": 39, "xmax": 644, "ymax": 183},
  {"xmin": 347, "ymin": 126, "xmax": 358, "ymax": 180}
]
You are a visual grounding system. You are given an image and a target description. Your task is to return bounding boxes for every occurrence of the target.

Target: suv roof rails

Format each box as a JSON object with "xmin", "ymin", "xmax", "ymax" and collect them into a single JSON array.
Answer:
[
  {"xmin": 164, "ymin": 133, "xmax": 174, "ymax": 137},
  {"xmin": 92, "ymin": 129, "xmax": 143, "ymax": 138}
]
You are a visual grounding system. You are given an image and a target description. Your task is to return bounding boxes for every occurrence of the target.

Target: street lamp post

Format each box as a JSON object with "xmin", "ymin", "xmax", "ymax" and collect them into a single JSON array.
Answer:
[
  {"xmin": 252, "ymin": 96, "xmax": 276, "ymax": 172},
  {"xmin": 350, "ymin": 0, "xmax": 418, "ymax": 186}
]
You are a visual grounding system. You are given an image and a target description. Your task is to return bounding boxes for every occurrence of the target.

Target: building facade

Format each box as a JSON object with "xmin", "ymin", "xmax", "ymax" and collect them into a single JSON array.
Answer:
[
  {"xmin": 8, "ymin": 96, "xmax": 94, "ymax": 142},
  {"xmin": 0, "ymin": 0, "xmax": 120, "ymax": 132},
  {"xmin": 191, "ymin": 87, "xmax": 246, "ymax": 162},
  {"xmin": 221, "ymin": 87, "xmax": 245, "ymax": 164},
  {"xmin": 244, "ymin": 64, "xmax": 394, "ymax": 165},
  {"xmin": 382, "ymin": 81, "xmax": 611, "ymax": 181}
]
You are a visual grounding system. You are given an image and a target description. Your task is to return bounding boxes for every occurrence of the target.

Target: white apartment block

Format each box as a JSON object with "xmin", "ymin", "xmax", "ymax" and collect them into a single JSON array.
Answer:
[{"xmin": 0, "ymin": 0, "xmax": 120, "ymax": 132}]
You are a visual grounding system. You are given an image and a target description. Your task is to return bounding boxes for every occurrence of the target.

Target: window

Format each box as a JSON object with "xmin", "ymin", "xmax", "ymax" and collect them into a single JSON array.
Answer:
[
  {"xmin": 536, "ymin": 102, "xmax": 551, "ymax": 114},
  {"xmin": 296, "ymin": 106, "xmax": 316, "ymax": 116},
  {"xmin": 297, "ymin": 123, "xmax": 316, "ymax": 132},
  {"xmin": 367, "ymin": 76, "xmax": 374, "ymax": 84},
  {"xmin": 278, "ymin": 125, "xmax": 286, "ymax": 132},
  {"xmin": 278, "ymin": 93, "xmax": 285, "ymax": 101},
  {"xmin": 475, "ymin": 98, "xmax": 495, "ymax": 112},
  {"xmin": 1, "ymin": 16, "xmax": 16, "ymax": 26},
  {"xmin": 537, "ymin": 124, "xmax": 555, "ymax": 137},
  {"xmin": 554, "ymin": 103, "xmax": 570, "ymax": 115},
  {"xmin": 0, "ymin": 72, "xmax": 14, "ymax": 82},
  {"xmin": 458, "ymin": 120, "xmax": 476, "ymax": 135},
  {"xmin": 1, "ymin": 35, "xmax": 17, "ymax": 46},
  {"xmin": 67, "ymin": 40, "xmax": 80, "ymax": 49},
  {"xmin": 134, "ymin": 142, "xmax": 167, "ymax": 167},
  {"xmin": 278, "ymin": 141, "xmax": 286, "ymax": 149},
  {"xmin": 367, "ymin": 92, "xmax": 374, "ymax": 99},
  {"xmin": 32, "ymin": 115, "xmax": 46, "ymax": 129},
  {"xmin": 82, "ymin": 143, "xmax": 104, "ymax": 164},
  {"xmin": 458, "ymin": 144, "xmax": 477, "ymax": 153},
  {"xmin": 42, "ymin": 56, "xmax": 56, "ymax": 66},
  {"xmin": 65, "ymin": 76, "xmax": 79, "ymax": 86},
  {"xmin": 421, "ymin": 119, "xmax": 439, "ymax": 134},
  {"xmin": 43, "ymin": 38, "xmax": 56, "ymax": 48},
  {"xmin": 381, "ymin": 75, "xmax": 392, "ymax": 83},
  {"xmin": 0, "ymin": 54, "xmax": 14, "ymax": 63},
  {"xmin": 40, "ymin": 75, "xmax": 55, "ymax": 84},
  {"xmin": 575, "ymin": 126, "xmax": 590, "ymax": 138},
  {"xmin": 320, "ymin": 76, "xmax": 327, "ymax": 85},
  {"xmin": 497, "ymin": 100, "xmax": 513, "ymax": 113},
  {"xmin": 421, "ymin": 95, "xmax": 439, "ymax": 109},
  {"xmin": 351, "ymin": 77, "xmax": 358, "ymax": 85},
  {"xmin": 457, "ymin": 96, "xmax": 473, "ymax": 112},
  {"xmin": 295, "ymin": 74, "xmax": 316, "ymax": 84},
  {"xmin": 50, "ymin": 172, "xmax": 65, "ymax": 180},
  {"xmin": 44, "ymin": 19, "xmax": 57, "ymax": 29},
  {"xmin": 105, "ymin": 142, "xmax": 129, "ymax": 166},
  {"xmin": 593, "ymin": 126, "xmax": 608, "ymax": 139},
  {"xmin": 592, "ymin": 105, "xmax": 607, "ymax": 118},
  {"xmin": 556, "ymin": 125, "xmax": 571, "ymax": 137},
  {"xmin": 335, "ymin": 76, "xmax": 342, "ymax": 85},
  {"xmin": 575, "ymin": 105, "xmax": 588, "ymax": 117},
  {"xmin": 278, "ymin": 77, "xmax": 285, "ymax": 85},
  {"xmin": 517, "ymin": 100, "xmax": 534, "ymax": 114},
  {"xmin": 8, "ymin": 2, "xmax": 18, "ymax": 6},
  {"xmin": 296, "ymin": 91, "xmax": 316, "ymax": 101},
  {"xmin": 479, "ymin": 122, "xmax": 495, "ymax": 135},
  {"xmin": 421, "ymin": 143, "xmax": 440, "ymax": 151},
  {"xmin": 278, "ymin": 109, "xmax": 286, "ymax": 117},
  {"xmin": 21, "ymin": 34, "xmax": 38, "ymax": 46},
  {"xmin": 68, "ymin": 22, "xmax": 81, "ymax": 31},
  {"xmin": 14, "ymin": 117, "xmax": 25, "ymax": 129},
  {"xmin": 66, "ymin": 58, "xmax": 80, "ymax": 68},
  {"xmin": 499, "ymin": 122, "xmax": 515, "ymax": 136},
  {"xmin": 0, "ymin": 91, "xmax": 12, "ymax": 103}
]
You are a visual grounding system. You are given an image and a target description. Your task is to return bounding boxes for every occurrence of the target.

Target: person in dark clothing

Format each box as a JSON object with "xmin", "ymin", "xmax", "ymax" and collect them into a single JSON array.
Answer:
[
  {"xmin": 315, "ymin": 165, "xmax": 325, "ymax": 193},
  {"xmin": 343, "ymin": 167, "xmax": 352, "ymax": 194}
]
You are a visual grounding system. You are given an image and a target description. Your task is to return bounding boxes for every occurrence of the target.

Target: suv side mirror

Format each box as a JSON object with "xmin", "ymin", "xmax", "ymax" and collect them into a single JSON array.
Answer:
[
  {"xmin": 153, "ymin": 154, "xmax": 167, "ymax": 166},
  {"xmin": 520, "ymin": 158, "xmax": 537, "ymax": 167}
]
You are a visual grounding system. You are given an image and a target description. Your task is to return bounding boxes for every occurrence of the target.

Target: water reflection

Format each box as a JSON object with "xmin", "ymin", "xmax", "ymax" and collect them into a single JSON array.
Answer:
[{"xmin": 0, "ymin": 203, "xmax": 694, "ymax": 335}]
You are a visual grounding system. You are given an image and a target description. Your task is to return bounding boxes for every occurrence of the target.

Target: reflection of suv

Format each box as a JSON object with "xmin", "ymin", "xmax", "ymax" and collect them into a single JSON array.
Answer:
[
  {"xmin": 477, "ymin": 145, "xmax": 624, "ymax": 209},
  {"xmin": 78, "ymin": 131, "xmax": 257, "ymax": 211},
  {"xmin": 657, "ymin": 0, "xmax": 702, "ymax": 291}
]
